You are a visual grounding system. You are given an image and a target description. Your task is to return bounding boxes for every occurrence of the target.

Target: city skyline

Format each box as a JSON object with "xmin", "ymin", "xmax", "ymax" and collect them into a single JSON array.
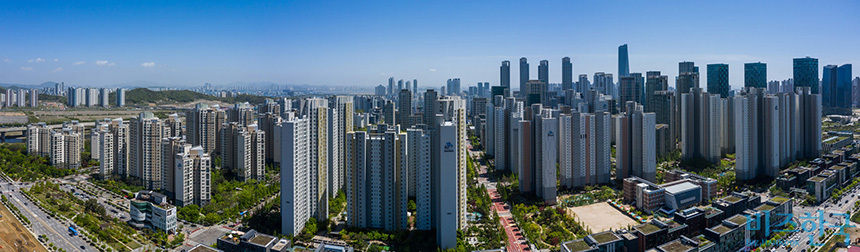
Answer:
[{"xmin": 0, "ymin": 1, "xmax": 857, "ymax": 89}]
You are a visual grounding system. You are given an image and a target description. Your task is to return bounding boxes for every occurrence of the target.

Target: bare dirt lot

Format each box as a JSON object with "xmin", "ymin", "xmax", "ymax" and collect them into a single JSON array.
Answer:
[
  {"xmin": 0, "ymin": 112, "xmax": 28, "ymax": 125},
  {"xmin": 569, "ymin": 202, "xmax": 639, "ymax": 232},
  {"xmin": 0, "ymin": 203, "xmax": 47, "ymax": 252}
]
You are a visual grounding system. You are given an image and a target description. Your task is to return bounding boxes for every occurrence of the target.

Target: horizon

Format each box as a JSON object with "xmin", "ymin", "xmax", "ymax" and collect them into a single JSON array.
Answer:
[{"xmin": 1, "ymin": 1, "xmax": 858, "ymax": 90}]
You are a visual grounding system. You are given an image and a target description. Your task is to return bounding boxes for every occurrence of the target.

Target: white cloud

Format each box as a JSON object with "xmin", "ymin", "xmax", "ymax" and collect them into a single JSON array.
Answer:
[
  {"xmin": 52, "ymin": 67, "xmax": 63, "ymax": 73},
  {"xmin": 141, "ymin": 62, "xmax": 156, "ymax": 67},
  {"xmin": 53, "ymin": 58, "xmax": 58, "ymax": 62},
  {"xmin": 27, "ymin": 57, "xmax": 45, "ymax": 63},
  {"xmin": 73, "ymin": 61, "xmax": 86, "ymax": 65},
  {"xmin": 20, "ymin": 67, "xmax": 33, "ymax": 71},
  {"xmin": 95, "ymin": 60, "xmax": 114, "ymax": 66},
  {"xmin": 2, "ymin": 58, "xmax": 10, "ymax": 63},
  {"xmin": 428, "ymin": 68, "xmax": 437, "ymax": 72}
]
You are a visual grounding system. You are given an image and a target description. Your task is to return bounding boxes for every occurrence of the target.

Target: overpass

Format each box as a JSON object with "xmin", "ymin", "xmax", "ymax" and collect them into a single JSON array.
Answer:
[{"xmin": 0, "ymin": 121, "xmax": 98, "ymax": 142}]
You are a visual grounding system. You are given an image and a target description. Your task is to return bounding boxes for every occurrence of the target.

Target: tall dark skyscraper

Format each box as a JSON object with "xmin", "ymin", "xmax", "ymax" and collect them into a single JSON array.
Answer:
[
  {"xmin": 618, "ymin": 73, "xmax": 643, "ymax": 112},
  {"xmin": 398, "ymin": 79, "xmax": 404, "ymax": 91},
  {"xmin": 562, "ymin": 57, "xmax": 572, "ymax": 91},
  {"xmin": 388, "ymin": 77, "xmax": 395, "ymax": 95},
  {"xmin": 794, "ymin": 57, "xmax": 819, "ymax": 94},
  {"xmin": 519, "ymin": 57, "xmax": 529, "ymax": 90},
  {"xmin": 538, "ymin": 60, "xmax": 549, "ymax": 85},
  {"xmin": 618, "ymin": 44, "xmax": 629, "ymax": 77},
  {"xmin": 500, "ymin": 60, "xmax": 511, "ymax": 88},
  {"xmin": 679, "ymin": 61, "xmax": 695, "ymax": 74},
  {"xmin": 413, "ymin": 79, "xmax": 418, "ymax": 95},
  {"xmin": 823, "ymin": 64, "xmax": 854, "ymax": 108},
  {"xmin": 645, "ymin": 71, "xmax": 668, "ymax": 112},
  {"xmin": 707, "ymin": 63, "xmax": 729, "ymax": 98},
  {"xmin": 744, "ymin": 62, "xmax": 767, "ymax": 88}
]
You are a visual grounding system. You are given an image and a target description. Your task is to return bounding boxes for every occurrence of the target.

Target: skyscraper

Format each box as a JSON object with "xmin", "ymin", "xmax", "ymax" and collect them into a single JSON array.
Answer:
[
  {"xmin": 593, "ymin": 72, "xmax": 614, "ymax": 97},
  {"xmin": 99, "ymin": 88, "xmax": 110, "ymax": 107},
  {"xmin": 407, "ymin": 128, "xmax": 432, "ymax": 231},
  {"xmin": 446, "ymin": 78, "xmax": 461, "ymax": 95},
  {"xmin": 97, "ymin": 128, "xmax": 114, "ymax": 181},
  {"xmin": 645, "ymin": 71, "xmax": 668, "ymax": 112},
  {"xmin": 429, "ymin": 97, "xmax": 467, "ymax": 249},
  {"xmin": 538, "ymin": 60, "xmax": 549, "ymax": 85},
  {"xmin": 679, "ymin": 61, "xmax": 695, "ymax": 74},
  {"xmin": 161, "ymin": 136, "xmax": 189, "ymax": 199},
  {"xmin": 29, "ymin": 89, "xmax": 38, "ymax": 107},
  {"xmin": 744, "ymin": 62, "xmax": 767, "ymax": 88},
  {"xmin": 734, "ymin": 88, "xmax": 781, "ymax": 180},
  {"xmin": 837, "ymin": 64, "xmax": 853, "ymax": 109},
  {"xmin": 116, "ymin": 88, "xmax": 126, "ymax": 107},
  {"xmin": 398, "ymin": 89, "xmax": 412, "ymax": 129},
  {"xmin": 388, "ymin": 77, "xmax": 395, "ymax": 96},
  {"xmin": 577, "ymin": 74, "xmax": 589, "ymax": 93},
  {"xmin": 823, "ymin": 65, "xmax": 838, "ymax": 107},
  {"xmin": 281, "ymin": 118, "xmax": 310, "ymax": 236},
  {"xmin": 707, "ymin": 64, "xmax": 729, "ymax": 98},
  {"xmin": 221, "ymin": 122, "xmax": 265, "ymax": 182},
  {"xmin": 519, "ymin": 57, "xmax": 529, "ymax": 90},
  {"xmin": 618, "ymin": 44, "xmax": 630, "ymax": 77},
  {"xmin": 616, "ymin": 102, "xmax": 656, "ymax": 182},
  {"xmin": 562, "ymin": 57, "xmax": 573, "ymax": 91},
  {"xmin": 797, "ymin": 87, "xmax": 822, "ymax": 159},
  {"xmin": 501, "ymin": 60, "xmax": 511, "ymax": 88},
  {"xmin": 794, "ymin": 57, "xmax": 819, "ymax": 94},
  {"xmin": 619, "ymin": 73, "xmax": 643, "ymax": 113}
]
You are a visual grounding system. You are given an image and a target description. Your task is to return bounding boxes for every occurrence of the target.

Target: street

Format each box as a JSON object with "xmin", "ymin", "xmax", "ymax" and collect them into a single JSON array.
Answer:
[
  {"xmin": 0, "ymin": 179, "xmax": 89, "ymax": 252},
  {"xmin": 468, "ymin": 144, "xmax": 530, "ymax": 252},
  {"xmin": 782, "ymin": 183, "xmax": 860, "ymax": 252}
]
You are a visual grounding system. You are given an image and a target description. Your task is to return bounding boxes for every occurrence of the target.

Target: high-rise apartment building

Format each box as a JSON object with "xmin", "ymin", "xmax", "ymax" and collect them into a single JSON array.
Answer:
[
  {"xmin": 221, "ymin": 123, "xmax": 265, "ymax": 182},
  {"xmin": 577, "ymin": 74, "xmax": 589, "ymax": 93},
  {"xmin": 398, "ymin": 89, "xmax": 412, "ymax": 129},
  {"xmin": 429, "ymin": 97, "xmax": 467, "ymax": 249},
  {"xmin": 130, "ymin": 112, "xmax": 163, "ymax": 190},
  {"xmin": 99, "ymin": 88, "xmax": 110, "ymax": 107},
  {"xmin": 162, "ymin": 137, "xmax": 189, "ymax": 199},
  {"xmin": 110, "ymin": 118, "xmax": 130, "ymax": 177},
  {"xmin": 593, "ymin": 72, "xmax": 614, "ymax": 97},
  {"xmin": 301, "ymin": 98, "xmax": 329, "ymax": 221},
  {"xmin": 174, "ymin": 146, "xmax": 211, "ymax": 207},
  {"xmin": 559, "ymin": 110, "xmax": 611, "ymax": 188},
  {"xmin": 619, "ymin": 44, "xmax": 630, "ymax": 77},
  {"xmin": 734, "ymin": 88, "xmax": 782, "ymax": 180},
  {"xmin": 281, "ymin": 118, "xmax": 310, "ymax": 236},
  {"xmin": 707, "ymin": 64, "xmax": 729, "ymax": 98},
  {"xmin": 446, "ymin": 78, "xmax": 461, "ymax": 95},
  {"xmin": 187, "ymin": 103, "xmax": 226, "ymax": 154},
  {"xmin": 116, "ymin": 88, "xmax": 126, "ymax": 107},
  {"xmin": 517, "ymin": 105, "xmax": 557, "ymax": 204},
  {"xmin": 96, "ymin": 127, "xmax": 115, "ymax": 180},
  {"xmin": 680, "ymin": 88, "xmax": 722, "ymax": 163},
  {"xmin": 525, "ymin": 80, "xmax": 548, "ymax": 106},
  {"xmin": 26, "ymin": 123, "xmax": 52, "ymax": 158},
  {"xmin": 229, "ymin": 102, "xmax": 255, "ymax": 126},
  {"xmin": 345, "ymin": 126, "xmax": 409, "ymax": 231},
  {"xmin": 616, "ymin": 102, "xmax": 657, "ymax": 182},
  {"xmin": 328, "ymin": 96, "xmax": 353, "ymax": 197},
  {"xmin": 29, "ymin": 89, "xmax": 38, "ymax": 107},
  {"xmin": 797, "ymin": 87, "xmax": 822, "ymax": 159},
  {"xmin": 744, "ymin": 62, "xmax": 767, "ymax": 88},
  {"xmin": 794, "ymin": 57, "xmax": 819, "ymax": 94},
  {"xmin": 407, "ymin": 128, "xmax": 432, "ymax": 230},
  {"xmin": 644, "ymin": 71, "xmax": 668, "ymax": 112}
]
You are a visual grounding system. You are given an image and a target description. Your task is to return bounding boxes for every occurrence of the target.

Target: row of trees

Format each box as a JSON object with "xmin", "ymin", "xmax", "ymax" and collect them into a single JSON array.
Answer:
[{"xmin": 0, "ymin": 143, "xmax": 76, "ymax": 180}]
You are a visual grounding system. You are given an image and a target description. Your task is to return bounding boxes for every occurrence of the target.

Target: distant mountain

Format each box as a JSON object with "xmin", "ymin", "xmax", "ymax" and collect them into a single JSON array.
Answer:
[{"xmin": 125, "ymin": 88, "xmax": 270, "ymax": 106}]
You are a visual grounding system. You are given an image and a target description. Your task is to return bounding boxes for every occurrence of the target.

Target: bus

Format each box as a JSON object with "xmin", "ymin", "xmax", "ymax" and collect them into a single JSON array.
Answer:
[{"xmin": 68, "ymin": 226, "xmax": 78, "ymax": 236}]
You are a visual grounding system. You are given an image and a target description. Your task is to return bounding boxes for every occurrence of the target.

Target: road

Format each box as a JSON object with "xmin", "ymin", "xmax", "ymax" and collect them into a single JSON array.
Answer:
[
  {"xmin": 783, "ymin": 183, "xmax": 860, "ymax": 252},
  {"xmin": 1, "ymin": 180, "xmax": 89, "ymax": 252},
  {"xmin": 468, "ymin": 144, "xmax": 530, "ymax": 252}
]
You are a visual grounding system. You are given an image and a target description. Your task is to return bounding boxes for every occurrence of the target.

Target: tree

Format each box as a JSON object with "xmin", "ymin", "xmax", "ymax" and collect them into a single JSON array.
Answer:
[
  {"xmin": 178, "ymin": 205, "xmax": 201, "ymax": 223},
  {"xmin": 408, "ymin": 199, "xmax": 417, "ymax": 212}
]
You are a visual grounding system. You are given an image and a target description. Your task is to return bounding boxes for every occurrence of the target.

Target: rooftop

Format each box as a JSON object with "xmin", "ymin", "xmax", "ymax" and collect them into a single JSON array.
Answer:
[
  {"xmin": 188, "ymin": 245, "xmax": 223, "ymax": 252},
  {"xmin": 590, "ymin": 231, "xmax": 621, "ymax": 244},
  {"xmin": 658, "ymin": 240, "xmax": 695, "ymax": 252},
  {"xmin": 723, "ymin": 196, "xmax": 742, "ymax": 203},
  {"xmin": 248, "ymin": 234, "xmax": 275, "ymax": 247},
  {"xmin": 635, "ymin": 223, "xmax": 662, "ymax": 235},
  {"xmin": 755, "ymin": 204, "xmax": 776, "ymax": 211},
  {"xmin": 664, "ymin": 182, "xmax": 700, "ymax": 195},
  {"xmin": 809, "ymin": 176, "xmax": 826, "ymax": 183},
  {"xmin": 832, "ymin": 165, "xmax": 847, "ymax": 171},
  {"xmin": 728, "ymin": 215, "xmax": 749, "ymax": 225},
  {"xmin": 711, "ymin": 225, "xmax": 732, "ymax": 235},
  {"xmin": 770, "ymin": 196, "xmax": 789, "ymax": 204},
  {"xmin": 562, "ymin": 240, "xmax": 593, "ymax": 252}
]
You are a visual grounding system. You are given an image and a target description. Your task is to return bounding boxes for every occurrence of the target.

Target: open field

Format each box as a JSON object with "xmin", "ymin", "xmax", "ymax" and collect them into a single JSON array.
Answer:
[
  {"xmin": 0, "ymin": 202, "xmax": 47, "ymax": 252},
  {"xmin": 0, "ymin": 112, "xmax": 28, "ymax": 125},
  {"xmin": 569, "ymin": 202, "xmax": 639, "ymax": 232}
]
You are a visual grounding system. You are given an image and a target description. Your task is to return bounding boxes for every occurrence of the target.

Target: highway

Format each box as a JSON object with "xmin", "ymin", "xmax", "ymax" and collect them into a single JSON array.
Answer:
[
  {"xmin": 771, "ymin": 183, "xmax": 860, "ymax": 252},
  {"xmin": 1, "ymin": 180, "xmax": 89, "ymax": 252}
]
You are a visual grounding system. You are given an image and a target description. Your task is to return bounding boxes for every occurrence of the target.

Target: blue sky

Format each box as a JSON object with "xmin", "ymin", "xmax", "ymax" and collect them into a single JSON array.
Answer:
[{"xmin": 1, "ymin": 1, "xmax": 858, "ymax": 90}]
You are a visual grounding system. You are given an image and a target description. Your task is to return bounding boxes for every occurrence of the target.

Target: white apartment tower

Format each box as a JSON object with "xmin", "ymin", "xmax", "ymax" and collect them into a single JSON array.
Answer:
[
  {"xmin": 174, "ymin": 146, "xmax": 211, "ymax": 207},
  {"xmin": 680, "ymin": 87, "xmax": 722, "ymax": 163},
  {"xmin": 301, "ymin": 98, "xmax": 329, "ymax": 220},
  {"xmin": 281, "ymin": 118, "xmax": 310, "ymax": 236},
  {"xmin": 130, "ymin": 112, "xmax": 163, "ymax": 190},
  {"xmin": 407, "ymin": 128, "xmax": 432, "ymax": 231},
  {"xmin": 558, "ymin": 110, "xmax": 611, "ymax": 188}
]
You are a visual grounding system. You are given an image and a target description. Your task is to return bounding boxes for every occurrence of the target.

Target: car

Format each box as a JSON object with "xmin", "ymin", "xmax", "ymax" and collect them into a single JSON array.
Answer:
[{"xmin": 81, "ymin": 245, "xmax": 85, "ymax": 249}]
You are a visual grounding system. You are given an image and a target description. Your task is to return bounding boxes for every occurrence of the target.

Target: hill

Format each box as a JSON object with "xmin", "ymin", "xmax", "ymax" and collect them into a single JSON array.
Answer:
[{"xmin": 125, "ymin": 88, "xmax": 270, "ymax": 106}]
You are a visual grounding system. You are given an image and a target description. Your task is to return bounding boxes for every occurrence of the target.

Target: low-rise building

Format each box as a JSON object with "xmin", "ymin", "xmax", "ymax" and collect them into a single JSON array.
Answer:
[
  {"xmin": 702, "ymin": 214, "xmax": 752, "ymax": 252},
  {"xmin": 216, "ymin": 229, "xmax": 290, "ymax": 252},
  {"xmin": 128, "ymin": 190, "xmax": 177, "ymax": 233}
]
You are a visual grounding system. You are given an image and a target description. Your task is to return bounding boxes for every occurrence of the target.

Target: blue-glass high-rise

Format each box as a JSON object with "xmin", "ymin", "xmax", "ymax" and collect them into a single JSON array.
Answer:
[
  {"xmin": 562, "ymin": 57, "xmax": 573, "ymax": 91},
  {"xmin": 618, "ymin": 44, "xmax": 629, "ymax": 77},
  {"xmin": 744, "ymin": 62, "xmax": 767, "ymax": 88},
  {"xmin": 823, "ymin": 65, "xmax": 837, "ymax": 107},
  {"xmin": 500, "ymin": 60, "xmax": 511, "ymax": 88},
  {"xmin": 707, "ymin": 64, "xmax": 729, "ymax": 98},
  {"xmin": 519, "ymin": 57, "xmax": 529, "ymax": 90},
  {"xmin": 794, "ymin": 57, "xmax": 819, "ymax": 94},
  {"xmin": 838, "ymin": 64, "xmax": 853, "ymax": 108}
]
